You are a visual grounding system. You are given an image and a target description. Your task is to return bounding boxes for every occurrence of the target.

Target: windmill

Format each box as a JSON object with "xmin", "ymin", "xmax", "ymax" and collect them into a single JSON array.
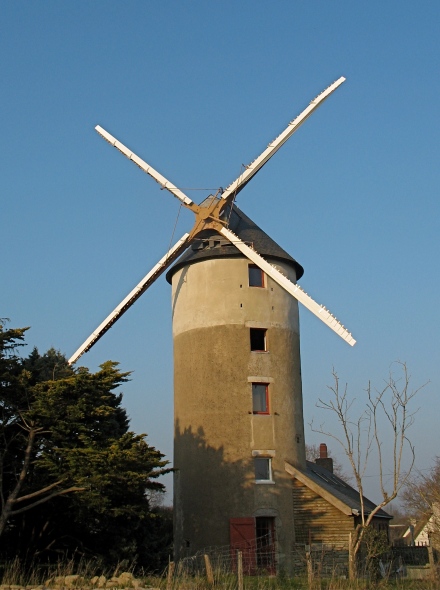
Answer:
[{"xmin": 69, "ymin": 77, "xmax": 355, "ymax": 572}]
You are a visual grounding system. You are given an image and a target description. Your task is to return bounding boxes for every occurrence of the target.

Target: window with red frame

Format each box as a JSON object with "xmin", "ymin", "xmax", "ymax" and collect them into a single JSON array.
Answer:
[{"xmin": 252, "ymin": 383, "xmax": 269, "ymax": 414}]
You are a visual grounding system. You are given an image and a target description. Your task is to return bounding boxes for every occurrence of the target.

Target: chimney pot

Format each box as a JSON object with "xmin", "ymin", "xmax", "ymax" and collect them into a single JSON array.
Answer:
[{"xmin": 319, "ymin": 443, "xmax": 328, "ymax": 459}]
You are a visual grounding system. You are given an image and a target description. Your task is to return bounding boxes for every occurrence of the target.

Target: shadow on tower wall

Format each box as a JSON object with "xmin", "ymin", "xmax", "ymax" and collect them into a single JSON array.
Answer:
[
  {"xmin": 171, "ymin": 266, "xmax": 188, "ymax": 320},
  {"xmin": 174, "ymin": 420, "xmax": 290, "ymax": 559}
]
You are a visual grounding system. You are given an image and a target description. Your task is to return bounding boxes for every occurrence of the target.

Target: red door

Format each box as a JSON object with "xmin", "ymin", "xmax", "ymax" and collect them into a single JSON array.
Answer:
[{"xmin": 229, "ymin": 517, "xmax": 257, "ymax": 575}]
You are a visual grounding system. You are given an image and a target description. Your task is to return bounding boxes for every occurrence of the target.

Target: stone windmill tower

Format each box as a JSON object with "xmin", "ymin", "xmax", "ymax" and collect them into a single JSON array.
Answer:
[{"xmin": 69, "ymin": 77, "xmax": 355, "ymax": 573}]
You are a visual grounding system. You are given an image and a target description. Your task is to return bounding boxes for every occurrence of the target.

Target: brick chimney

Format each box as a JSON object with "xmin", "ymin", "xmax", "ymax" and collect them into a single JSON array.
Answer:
[{"xmin": 315, "ymin": 443, "xmax": 334, "ymax": 473}]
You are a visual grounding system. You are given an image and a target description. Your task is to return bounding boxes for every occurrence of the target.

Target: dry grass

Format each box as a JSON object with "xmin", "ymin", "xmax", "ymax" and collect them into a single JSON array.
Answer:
[
  {"xmin": 0, "ymin": 559, "xmax": 439, "ymax": 590},
  {"xmin": 0, "ymin": 556, "xmax": 110, "ymax": 587}
]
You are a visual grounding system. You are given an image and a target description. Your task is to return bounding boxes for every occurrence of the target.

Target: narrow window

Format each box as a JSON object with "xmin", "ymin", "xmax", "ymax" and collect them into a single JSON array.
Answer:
[
  {"xmin": 252, "ymin": 383, "xmax": 269, "ymax": 414},
  {"xmin": 250, "ymin": 328, "xmax": 267, "ymax": 351},
  {"xmin": 254, "ymin": 457, "xmax": 271, "ymax": 481},
  {"xmin": 248, "ymin": 264, "xmax": 264, "ymax": 287}
]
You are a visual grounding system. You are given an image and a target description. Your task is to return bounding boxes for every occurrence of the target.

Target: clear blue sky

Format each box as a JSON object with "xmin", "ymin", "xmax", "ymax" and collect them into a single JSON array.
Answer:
[{"xmin": 2, "ymin": 1, "xmax": 439, "ymax": 504}]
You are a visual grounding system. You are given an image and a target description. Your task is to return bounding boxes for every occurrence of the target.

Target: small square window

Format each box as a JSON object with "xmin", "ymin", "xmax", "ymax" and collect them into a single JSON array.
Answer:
[
  {"xmin": 250, "ymin": 328, "xmax": 267, "ymax": 351},
  {"xmin": 249, "ymin": 265, "xmax": 264, "ymax": 287},
  {"xmin": 254, "ymin": 457, "xmax": 272, "ymax": 481},
  {"xmin": 252, "ymin": 383, "xmax": 269, "ymax": 414}
]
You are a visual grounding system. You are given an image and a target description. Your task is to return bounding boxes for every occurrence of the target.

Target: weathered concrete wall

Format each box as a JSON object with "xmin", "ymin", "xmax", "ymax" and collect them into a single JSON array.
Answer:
[{"xmin": 171, "ymin": 256, "xmax": 306, "ymax": 571}]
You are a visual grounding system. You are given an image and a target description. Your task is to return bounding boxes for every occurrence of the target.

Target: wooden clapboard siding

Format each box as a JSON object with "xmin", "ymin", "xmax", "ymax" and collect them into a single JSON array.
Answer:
[{"xmin": 292, "ymin": 479, "xmax": 353, "ymax": 548}]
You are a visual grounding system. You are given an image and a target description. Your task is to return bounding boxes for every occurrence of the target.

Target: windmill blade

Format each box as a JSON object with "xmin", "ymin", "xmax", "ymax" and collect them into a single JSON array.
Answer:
[
  {"xmin": 220, "ymin": 77, "xmax": 346, "ymax": 203},
  {"xmin": 220, "ymin": 227, "xmax": 355, "ymax": 346},
  {"xmin": 69, "ymin": 233, "xmax": 191, "ymax": 364},
  {"xmin": 95, "ymin": 125, "xmax": 195, "ymax": 209}
]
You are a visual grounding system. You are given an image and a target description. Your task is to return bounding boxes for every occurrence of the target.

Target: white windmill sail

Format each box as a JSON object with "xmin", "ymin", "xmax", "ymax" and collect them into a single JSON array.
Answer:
[
  {"xmin": 219, "ymin": 226, "xmax": 355, "ymax": 346},
  {"xmin": 69, "ymin": 233, "xmax": 191, "ymax": 364},
  {"xmin": 220, "ymin": 77, "xmax": 346, "ymax": 203},
  {"xmin": 95, "ymin": 125, "xmax": 195, "ymax": 208}
]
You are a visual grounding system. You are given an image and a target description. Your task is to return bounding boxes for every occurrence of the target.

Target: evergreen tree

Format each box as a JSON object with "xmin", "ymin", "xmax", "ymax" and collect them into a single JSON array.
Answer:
[{"xmin": 0, "ymin": 321, "xmax": 172, "ymax": 570}]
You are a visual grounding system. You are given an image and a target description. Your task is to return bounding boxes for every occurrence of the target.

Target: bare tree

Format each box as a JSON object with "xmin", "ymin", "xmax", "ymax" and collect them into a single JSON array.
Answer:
[{"xmin": 311, "ymin": 361, "xmax": 424, "ymax": 579}]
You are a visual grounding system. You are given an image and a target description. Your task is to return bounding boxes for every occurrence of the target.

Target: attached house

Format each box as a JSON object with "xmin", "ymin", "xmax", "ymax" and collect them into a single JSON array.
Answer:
[
  {"xmin": 228, "ymin": 445, "xmax": 391, "ymax": 575},
  {"xmin": 285, "ymin": 444, "xmax": 392, "ymax": 549}
]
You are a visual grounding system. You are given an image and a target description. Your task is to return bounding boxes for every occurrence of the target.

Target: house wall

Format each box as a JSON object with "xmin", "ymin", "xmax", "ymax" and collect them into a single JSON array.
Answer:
[
  {"xmin": 291, "ymin": 478, "xmax": 353, "ymax": 548},
  {"xmin": 172, "ymin": 256, "xmax": 305, "ymax": 572}
]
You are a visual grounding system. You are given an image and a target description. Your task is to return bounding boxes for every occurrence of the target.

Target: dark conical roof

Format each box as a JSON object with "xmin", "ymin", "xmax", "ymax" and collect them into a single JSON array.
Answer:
[{"xmin": 166, "ymin": 204, "xmax": 304, "ymax": 283}]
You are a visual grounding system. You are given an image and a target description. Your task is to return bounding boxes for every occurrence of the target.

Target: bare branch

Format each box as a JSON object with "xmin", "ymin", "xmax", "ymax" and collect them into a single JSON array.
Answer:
[
  {"xmin": 10, "ymin": 486, "xmax": 86, "ymax": 516},
  {"xmin": 12, "ymin": 479, "xmax": 67, "ymax": 503}
]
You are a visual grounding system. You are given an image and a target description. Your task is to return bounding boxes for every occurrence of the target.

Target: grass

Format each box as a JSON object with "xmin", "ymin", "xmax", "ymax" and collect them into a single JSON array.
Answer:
[
  {"xmin": 0, "ymin": 556, "xmax": 109, "ymax": 588},
  {"xmin": 0, "ymin": 559, "xmax": 439, "ymax": 590}
]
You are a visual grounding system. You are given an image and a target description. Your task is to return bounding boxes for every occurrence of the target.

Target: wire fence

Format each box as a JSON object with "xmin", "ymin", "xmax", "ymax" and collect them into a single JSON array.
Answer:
[
  {"xmin": 177, "ymin": 533, "xmax": 277, "ymax": 577},
  {"xmin": 169, "ymin": 537, "xmax": 438, "ymax": 585}
]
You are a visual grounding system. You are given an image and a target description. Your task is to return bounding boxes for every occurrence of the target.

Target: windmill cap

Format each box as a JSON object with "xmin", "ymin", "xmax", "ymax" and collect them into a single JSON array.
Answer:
[{"xmin": 166, "ymin": 204, "xmax": 304, "ymax": 283}]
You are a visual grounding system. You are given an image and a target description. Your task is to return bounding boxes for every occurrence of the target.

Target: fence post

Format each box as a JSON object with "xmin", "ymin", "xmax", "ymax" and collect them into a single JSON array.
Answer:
[
  {"xmin": 237, "ymin": 550, "xmax": 243, "ymax": 590},
  {"xmin": 305, "ymin": 545, "xmax": 313, "ymax": 589},
  {"xmin": 166, "ymin": 561, "xmax": 175, "ymax": 590},
  {"xmin": 428, "ymin": 544, "xmax": 435, "ymax": 580},
  {"xmin": 348, "ymin": 532, "xmax": 355, "ymax": 580},
  {"xmin": 204, "ymin": 554, "xmax": 214, "ymax": 585}
]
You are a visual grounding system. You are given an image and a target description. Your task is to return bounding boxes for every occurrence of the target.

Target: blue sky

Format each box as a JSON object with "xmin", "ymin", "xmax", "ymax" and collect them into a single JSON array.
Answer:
[{"xmin": 2, "ymin": 2, "xmax": 439, "ymax": 504}]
